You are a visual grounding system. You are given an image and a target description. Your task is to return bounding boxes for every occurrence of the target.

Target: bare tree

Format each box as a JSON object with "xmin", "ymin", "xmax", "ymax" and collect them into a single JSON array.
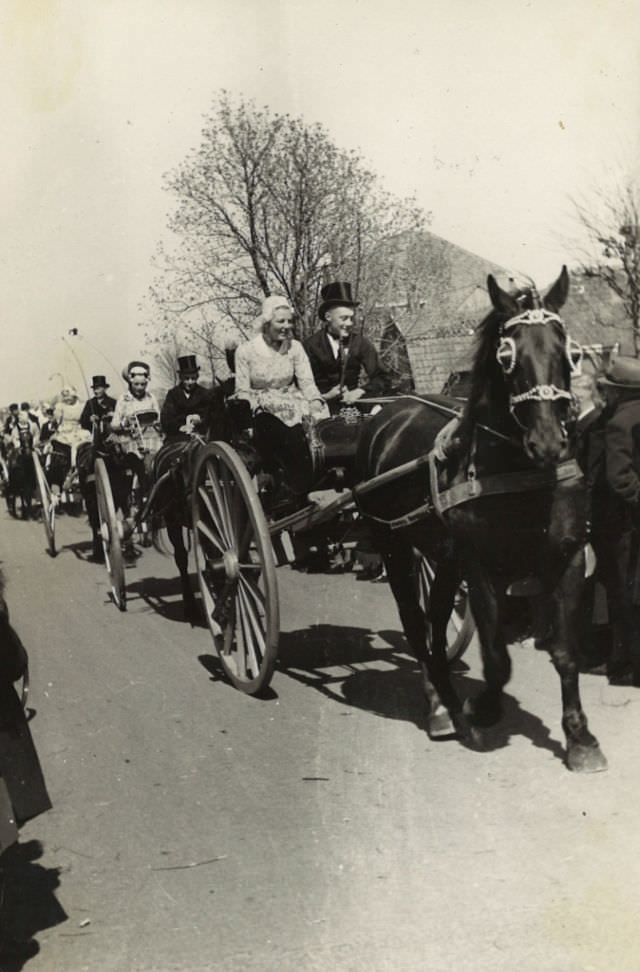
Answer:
[
  {"xmin": 143, "ymin": 91, "xmax": 428, "ymax": 356},
  {"xmin": 572, "ymin": 179, "xmax": 640, "ymax": 354}
]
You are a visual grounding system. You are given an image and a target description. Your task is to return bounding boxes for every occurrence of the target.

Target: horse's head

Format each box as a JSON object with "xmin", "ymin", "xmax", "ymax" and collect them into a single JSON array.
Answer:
[{"xmin": 487, "ymin": 266, "xmax": 580, "ymax": 466}]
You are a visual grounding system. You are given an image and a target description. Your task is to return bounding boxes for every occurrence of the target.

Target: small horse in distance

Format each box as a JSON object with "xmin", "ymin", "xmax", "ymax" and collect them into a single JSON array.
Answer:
[
  {"xmin": 5, "ymin": 425, "xmax": 36, "ymax": 520},
  {"xmin": 355, "ymin": 267, "xmax": 606, "ymax": 772}
]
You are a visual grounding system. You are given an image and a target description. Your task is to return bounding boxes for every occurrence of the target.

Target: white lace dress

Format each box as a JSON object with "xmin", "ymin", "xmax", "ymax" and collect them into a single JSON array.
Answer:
[{"xmin": 234, "ymin": 335, "xmax": 329, "ymax": 427}]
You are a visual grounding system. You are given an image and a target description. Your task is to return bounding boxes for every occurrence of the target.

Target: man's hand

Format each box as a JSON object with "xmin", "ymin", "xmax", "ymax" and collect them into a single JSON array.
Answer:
[
  {"xmin": 341, "ymin": 388, "xmax": 365, "ymax": 404},
  {"xmin": 323, "ymin": 385, "xmax": 342, "ymax": 402}
]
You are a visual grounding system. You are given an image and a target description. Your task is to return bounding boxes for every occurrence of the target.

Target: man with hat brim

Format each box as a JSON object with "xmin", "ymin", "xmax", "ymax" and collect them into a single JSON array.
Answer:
[
  {"xmin": 160, "ymin": 354, "xmax": 226, "ymax": 444},
  {"xmin": 596, "ymin": 354, "xmax": 640, "ymax": 685},
  {"xmin": 79, "ymin": 376, "xmax": 116, "ymax": 446},
  {"xmin": 304, "ymin": 281, "xmax": 388, "ymax": 414}
]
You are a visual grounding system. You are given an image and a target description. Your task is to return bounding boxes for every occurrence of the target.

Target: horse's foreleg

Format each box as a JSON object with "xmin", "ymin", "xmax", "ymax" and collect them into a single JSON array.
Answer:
[
  {"xmin": 378, "ymin": 530, "xmax": 457, "ymax": 738},
  {"xmin": 166, "ymin": 520, "xmax": 197, "ymax": 623},
  {"xmin": 546, "ymin": 553, "xmax": 607, "ymax": 773},
  {"xmin": 465, "ymin": 567, "xmax": 510, "ymax": 728}
]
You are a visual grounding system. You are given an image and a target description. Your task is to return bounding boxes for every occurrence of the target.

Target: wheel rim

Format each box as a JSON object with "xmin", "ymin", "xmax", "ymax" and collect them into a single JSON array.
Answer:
[
  {"xmin": 33, "ymin": 452, "xmax": 56, "ymax": 556},
  {"xmin": 95, "ymin": 459, "xmax": 126, "ymax": 610},
  {"xmin": 192, "ymin": 443, "xmax": 279, "ymax": 694},
  {"xmin": 418, "ymin": 555, "xmax": 474, "ymax": 663}
]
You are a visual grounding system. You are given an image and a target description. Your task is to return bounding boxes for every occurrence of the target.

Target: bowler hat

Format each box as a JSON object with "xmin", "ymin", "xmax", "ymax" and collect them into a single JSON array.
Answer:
[
  {"xmin": 177, "ymin": 354, "xmax": 199, "ymax": 374},
  {"xmin": 91, "ymin": 375, "xmax": 109, "ymax": 389},
  {"xmin": 318, "ymin": 281, "xmax": 359, "ymax": 320},
  {"xmin": 598, "ymin": 355, "xmax": 640, "ymax": 389}
]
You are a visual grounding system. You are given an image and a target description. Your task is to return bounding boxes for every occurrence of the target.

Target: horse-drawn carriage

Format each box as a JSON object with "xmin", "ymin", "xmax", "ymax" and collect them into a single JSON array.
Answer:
[{"xmin": 91, "ymin": 391, "xmax": 474, "ymax": 695}]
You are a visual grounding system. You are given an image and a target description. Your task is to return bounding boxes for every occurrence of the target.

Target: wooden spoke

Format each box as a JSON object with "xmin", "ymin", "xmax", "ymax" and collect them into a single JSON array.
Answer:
[
  {"xmin": 194, "ymin": 515, "xmax": 226, "ymax": 557},
  {"xmin": 33, "ymin": 452, "xmax": 56, "ymax": 557},
  {"xmin": 205, "ymin": 460, "xmax": 234, "ymax": 547},
  {"xmin": 196, "ymin": 483, "xmax": 229, "ymax": 551},
  {"xmin": 95, "ymin": 458, "xmax": 126, "ymax": 611}
]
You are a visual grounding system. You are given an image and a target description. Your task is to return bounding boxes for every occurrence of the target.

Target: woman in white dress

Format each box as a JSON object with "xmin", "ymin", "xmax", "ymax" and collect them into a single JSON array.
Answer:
[
  {"xmin": 235, "ymin": 296, "xmax": 329, "ymax": 426},
  {"xmin": 49, "ymin": 387, "xmax": 91, "ymax": 481},
  {"xmin": 234, "ymin": 295, "xmax": 329, "ymax": 493}
]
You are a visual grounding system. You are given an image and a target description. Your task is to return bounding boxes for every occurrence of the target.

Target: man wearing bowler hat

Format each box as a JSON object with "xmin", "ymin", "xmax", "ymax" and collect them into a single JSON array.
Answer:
[
  {"xmin": 597, "ymin": 355, "xmax": 640, "ymax": 685},
  {"xmin": 80, "ymin": 376, "xmax": 116, "ymax": 446},
  {"xmin": 305, "ymin": 281, "xmax": 388, "ymax": 413},
  {"xmin": 160, "ymin": 354, "xmax": 226, "ymax": 443}
]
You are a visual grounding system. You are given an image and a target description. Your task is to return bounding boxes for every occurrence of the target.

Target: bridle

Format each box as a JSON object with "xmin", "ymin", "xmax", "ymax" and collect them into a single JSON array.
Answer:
[{"xmin": 496, "ymin": 307, "xmax": 582, "ymax": 429}]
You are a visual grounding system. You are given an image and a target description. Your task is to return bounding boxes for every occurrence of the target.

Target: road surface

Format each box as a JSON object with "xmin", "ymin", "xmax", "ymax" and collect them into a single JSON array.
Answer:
[{"xmin": 1, "ymin": 508, "xmax": 640, "ymax": 971}]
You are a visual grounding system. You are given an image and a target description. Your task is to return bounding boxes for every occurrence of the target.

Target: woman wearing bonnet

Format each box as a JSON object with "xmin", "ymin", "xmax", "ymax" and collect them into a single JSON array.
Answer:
[{"xmin": 234, "ymin": 295, "xmax": 329, "ymax": 493}]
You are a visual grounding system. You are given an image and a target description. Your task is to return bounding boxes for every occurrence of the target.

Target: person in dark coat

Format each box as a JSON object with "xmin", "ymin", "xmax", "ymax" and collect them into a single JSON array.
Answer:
[
  {"xmin": 38, "ymin": 406, "xmax": 59, "ymax": 445},
  {"xmin": 3, "ymin": 404, "xmax": 19, "ymax": 436},
  {"xmin": 160, "ymin": 355, "xmax": 226, "ymax": 443},
  {"xmin": 304, "ymin": 281, "xmax": 388, "ymax": 413},
  {"xmin": 79, "ymin": 376, "xmax": 116, "ymax": 448},
  {"xmin": 597, "ymin": 355, "xmax": 640, "ymax": 685},
  {"xmin": 572, "ymin": 351, "xmax": 610, "ymax": 670}
]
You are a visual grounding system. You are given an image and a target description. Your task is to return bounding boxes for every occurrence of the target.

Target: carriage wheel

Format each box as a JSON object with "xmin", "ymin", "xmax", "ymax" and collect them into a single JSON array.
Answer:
[
  {"xmin": 94, "ymin": 458, "xmax": 126, "ymax": 611},
  {"xmin": 191, "ymin": 441, "xmax": 279, "ymax": 695},
  {"xmin": 0, "ymin": 456, "xmax": 8, "ymax": 495},
  {"xmin": 418, "ymin": 554, "xmax": 475, "ymax": 664},
  {"xmin": 33, "ymin": 452, "xmax": 56, "ymax": 557}
]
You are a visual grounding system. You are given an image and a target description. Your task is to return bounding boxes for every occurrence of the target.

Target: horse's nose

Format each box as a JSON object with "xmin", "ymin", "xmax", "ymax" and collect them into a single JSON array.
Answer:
[{"xmin": 524, "ymin": 431, "xmax": 568, "ymax": 467}]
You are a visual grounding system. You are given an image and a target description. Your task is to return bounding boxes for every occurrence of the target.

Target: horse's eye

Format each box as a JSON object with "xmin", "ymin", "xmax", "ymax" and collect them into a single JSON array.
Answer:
[
  {"xmin": 496, "ymin": 337, "xmax": 516, "ymax": 375},
  {"xmin": 566, "ymin": 337, "xmax": 583, "ymax": 377}
]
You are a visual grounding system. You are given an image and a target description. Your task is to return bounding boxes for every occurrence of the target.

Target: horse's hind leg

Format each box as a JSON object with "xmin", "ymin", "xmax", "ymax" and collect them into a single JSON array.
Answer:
[
  {"xmin": 166, "ymin": 520, "xmax": 198, "ymax": 623},
  {"xmin": 465, "ymin": 567, "xmax": 511, "ymax": 729},
  {"xmin": 378, "ymin": 529, "xmax": 457, "ymax": 738},
  {"xmin": 546, "ymin": 553, "xmax": 607, "ymax": 773}
]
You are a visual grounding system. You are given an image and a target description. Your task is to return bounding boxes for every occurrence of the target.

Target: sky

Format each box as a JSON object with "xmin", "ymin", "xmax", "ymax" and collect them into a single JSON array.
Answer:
[{"xmin": 1, "ymin": 0, "xmax": 638, "ymax": 402}]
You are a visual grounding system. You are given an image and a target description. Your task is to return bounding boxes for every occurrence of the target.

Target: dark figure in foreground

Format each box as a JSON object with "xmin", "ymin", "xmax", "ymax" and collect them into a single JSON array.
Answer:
[
  {"xmin": 597, "ymin": 356, "xmax": 640, "ymax": 685},
  {"xmin": 0, "ymin": 569, "xmax": 62, "ymax": 964},
  {"xmin": 356, "ymin": 268, "xmax": 606, "ymax": 772}
]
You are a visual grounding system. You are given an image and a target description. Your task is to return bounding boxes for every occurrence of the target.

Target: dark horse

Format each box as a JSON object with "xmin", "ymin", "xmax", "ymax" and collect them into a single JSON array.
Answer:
[
  {"xmin": 5, "ymin": 428, "xmax": 36, "ymax": 520},
  {"xmin": 355, "ymin": 267, "xmax": 606, "ymax": 773}
]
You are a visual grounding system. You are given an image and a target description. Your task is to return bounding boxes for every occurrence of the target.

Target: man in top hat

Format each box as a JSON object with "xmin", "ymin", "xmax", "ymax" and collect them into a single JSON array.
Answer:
[
  {"xmin": 79, "ymin": 376, "xmax": 116, "ymax": 446},
  {"xmin": 596, "ymin": 355, "xmax": 640, "ymax": 685},
  {"xmin": 304, "ymin": 281, "xmax": 388, "ymax": 414},
  {"xmin": 160, "ymin": 354, "xmax": 226, "ymax": 443}
]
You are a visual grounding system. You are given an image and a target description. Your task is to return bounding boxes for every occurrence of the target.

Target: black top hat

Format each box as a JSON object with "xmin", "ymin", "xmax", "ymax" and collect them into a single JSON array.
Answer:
[
  {"xmin": 91, "ymin": 375, "xmax": 109, "ymax": 389},
  {"xmin": 318, "ymin": 281, "xmax": 359, "ymax": 320},
  {"xmin": 598, "ymin": 355, "xmax": 640, "ymax": 389},
  {"xmin": 177, "ymin": 354, "xmax": 199, "ymax": 374}
]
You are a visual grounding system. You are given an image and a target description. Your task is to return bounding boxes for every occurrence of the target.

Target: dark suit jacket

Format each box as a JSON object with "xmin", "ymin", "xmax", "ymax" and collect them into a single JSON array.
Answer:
[
  {"xmin": 160, "ymin": 383, "xmax": 226, "ymax": 440},
  {"xmin": 79, "ymin": 395, "xmax": 117, "ymax": 433},
  {"xmin": 605, "ymin": 397, "xmax": 640, "ymax": 517},
  {"xmin": 304, "ymin": 329, "xmax": 388, "ymax": 398},
  {"xmin": 576, "ymin": 406, "xmax": 606, "ymax": 531}
]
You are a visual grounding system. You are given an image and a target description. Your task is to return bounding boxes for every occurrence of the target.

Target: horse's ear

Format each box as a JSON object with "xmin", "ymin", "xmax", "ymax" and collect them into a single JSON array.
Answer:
[
  {"xmin": 487, "ymin": 275, "xmax": 520, "ymax": 316},
  {"xmin": 543, "ymin": 266, "xmax": 569, "ymax": 313}
]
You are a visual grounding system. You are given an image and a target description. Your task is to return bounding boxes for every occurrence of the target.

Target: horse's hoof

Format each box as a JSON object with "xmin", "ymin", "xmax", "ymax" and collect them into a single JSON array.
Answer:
[
  {"xmin": 567, "ymin": 743, "xmax": 608, "ymax": 773},
  {"xmin": 426, "ymin": 705, "xmax": 456, "ymax": 739},
  {"xmin": 463, "ymin": 694, "xmax": 502, "ymax": 729}
]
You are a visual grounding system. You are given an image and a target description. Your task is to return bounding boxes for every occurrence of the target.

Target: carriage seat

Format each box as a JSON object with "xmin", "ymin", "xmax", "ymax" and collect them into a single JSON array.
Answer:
[{"xmin": 306, "ymin": 407, "xmax": 367, "ymax": 489}]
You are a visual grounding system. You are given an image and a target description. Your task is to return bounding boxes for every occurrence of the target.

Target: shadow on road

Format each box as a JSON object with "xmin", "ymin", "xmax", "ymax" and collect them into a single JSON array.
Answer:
[
  {"xmin": 0, "ymin": 839, "xmax": 67, "ymax": 971},
  {"xmin": 126, "ymin": 575, "xmax": 206, "ymax": 626},
  {"xmin": 278, "ymin": 624, "xmax": 566, "ymax": 764}
]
